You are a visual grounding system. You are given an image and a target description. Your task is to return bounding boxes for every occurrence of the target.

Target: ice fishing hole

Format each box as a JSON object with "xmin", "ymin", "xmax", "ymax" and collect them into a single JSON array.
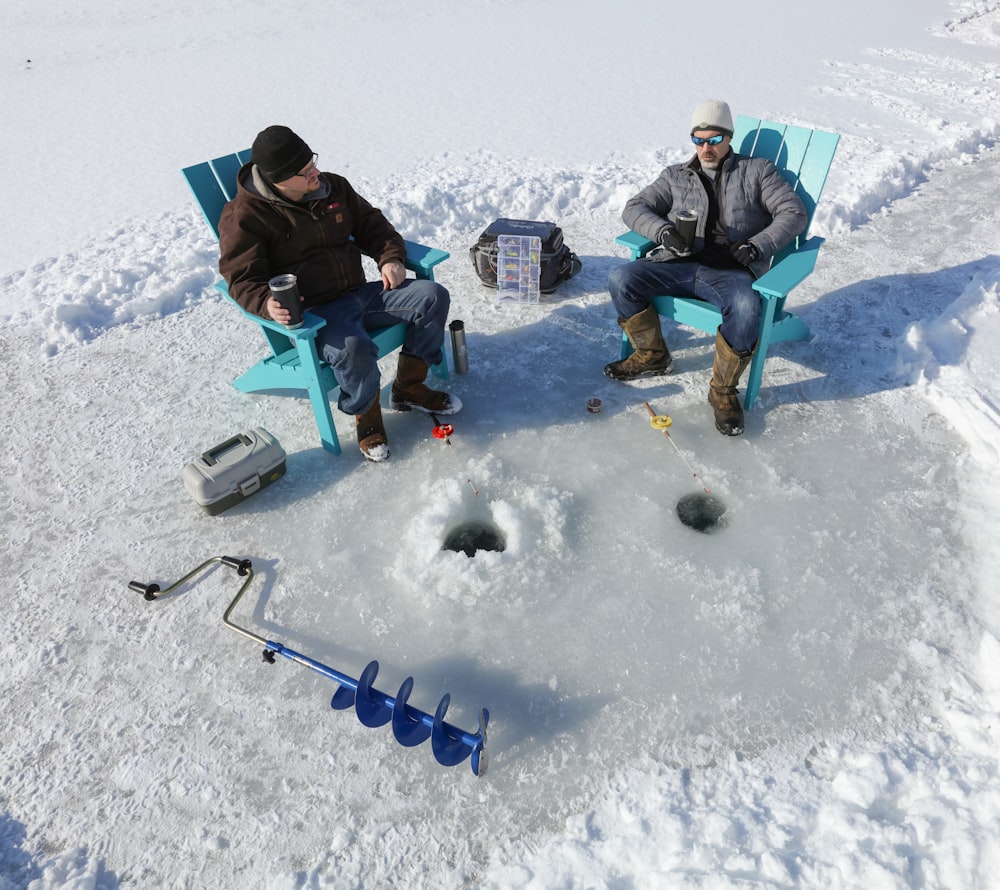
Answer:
[
  {"xmin": 676, "ymin": 492, "xmax": 728, "ymax": 533},
  {"xmin": 442, "ymin": 520, "xmax": 507, "ymax": 557}
]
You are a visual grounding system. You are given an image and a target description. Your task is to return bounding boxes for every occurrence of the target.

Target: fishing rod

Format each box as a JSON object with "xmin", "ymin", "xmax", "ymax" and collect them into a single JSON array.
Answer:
[
  {"xmin": 430, "ymin": 413, "xmax": 479, "ymax": 496},
  {"xmin": 644, "ymin": 401, "xmax": 712, "ymax": 494}
]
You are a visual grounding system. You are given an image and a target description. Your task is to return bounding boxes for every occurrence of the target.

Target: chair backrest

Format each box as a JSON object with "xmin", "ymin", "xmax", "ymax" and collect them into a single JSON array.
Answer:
[
  {"xmin": 732, "ymin": 116, "xmax": 839, "ymax": 240},
  {"xmin": 182, "ymin": 150, "xmax": 252, "ymax": 239}
]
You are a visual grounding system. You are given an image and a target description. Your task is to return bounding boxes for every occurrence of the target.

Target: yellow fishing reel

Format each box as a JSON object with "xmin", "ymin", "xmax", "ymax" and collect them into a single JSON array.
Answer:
[{"xmin": 649, "ymin": 413, "xmax": 672, "ymax": 430}]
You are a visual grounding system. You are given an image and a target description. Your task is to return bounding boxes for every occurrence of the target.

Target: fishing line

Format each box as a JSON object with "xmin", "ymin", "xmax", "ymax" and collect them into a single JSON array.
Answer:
[
  {"xmin": 644, "ymin": 401, "xmax": 712, "ymax": 494},
  {"xmin": 431, "ymin": 413, "xmax": 479, "ymax": 496}
]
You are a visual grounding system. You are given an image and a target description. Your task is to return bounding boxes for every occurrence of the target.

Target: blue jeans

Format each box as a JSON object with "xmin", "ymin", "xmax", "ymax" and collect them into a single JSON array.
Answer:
[
  {"xmin": 310, "ymin": 278, "xmax": 450, "ymax": 415},
  {"xmin": 607, "ymin": 259, "xmax": 760, "ymax": 353}
]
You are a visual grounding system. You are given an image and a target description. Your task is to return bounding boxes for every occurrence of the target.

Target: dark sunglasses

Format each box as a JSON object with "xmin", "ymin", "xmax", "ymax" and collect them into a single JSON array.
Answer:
[{"xmin": 691, "ymin": 134, "xmax": 726, "ymax": 146}]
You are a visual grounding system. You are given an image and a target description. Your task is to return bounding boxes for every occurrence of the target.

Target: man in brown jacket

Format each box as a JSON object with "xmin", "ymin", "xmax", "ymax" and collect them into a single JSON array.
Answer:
[{"xmin": 219, "ymin": 125, "xmax": 460, "ymax": 462}]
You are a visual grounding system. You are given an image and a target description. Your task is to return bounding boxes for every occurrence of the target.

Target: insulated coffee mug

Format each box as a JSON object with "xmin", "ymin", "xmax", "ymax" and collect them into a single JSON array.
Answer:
[
  {"xmin": 268, "ymin": 274, "xmax": 304, "ymax": 328},
  {"xmin": 674, "ymin": 210, "xmax": 698, "ymax": 255}
]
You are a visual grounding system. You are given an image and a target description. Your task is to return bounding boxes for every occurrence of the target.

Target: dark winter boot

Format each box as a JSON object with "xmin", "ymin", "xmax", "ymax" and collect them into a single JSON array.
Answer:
[
  {"xmin": 390, "ymin": 353, "xmax": 462, "ymax": 415},
  {"xmin": 603, "ymin": 305, "xmax": 672, "ymax": 380},
  {"xmin": 356, "ymin": 397, "xmax": 390, "ymax": 462},
  {"xmin": 707, "ymin": 329, "xmax": 753, "ymax": 436}
]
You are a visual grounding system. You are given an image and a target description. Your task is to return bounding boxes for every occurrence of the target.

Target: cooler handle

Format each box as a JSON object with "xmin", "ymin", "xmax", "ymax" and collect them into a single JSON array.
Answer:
[{"xmin": 201, "ymin": 433, "xmax": 253, "ymax": 466}]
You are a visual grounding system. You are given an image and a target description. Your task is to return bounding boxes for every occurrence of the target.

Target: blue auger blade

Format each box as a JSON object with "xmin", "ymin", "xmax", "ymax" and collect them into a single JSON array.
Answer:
[
  {"xmin": 391, "ymin": 676, "xmax": 433, "ymax": 747},
  {"xmin": 431, "ymin": 694, "xmax": 474, "ymax": 767},
  {"xmin": 262, "ymin": 639, "xmax": 488, "ymax": 774},
  {"xmin": 470, "ymin": 708, "xmax": 490, "ymax": 777},
  {"xmin": 331, "ymin": 685, "xmax": 356, "ymax": 710},
  {"xmin": 354, "ymin": 660, "xmax": 392, "ymax": 728}
]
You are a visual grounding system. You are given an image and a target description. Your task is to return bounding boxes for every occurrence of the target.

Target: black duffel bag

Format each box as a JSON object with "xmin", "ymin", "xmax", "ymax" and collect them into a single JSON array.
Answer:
[{"xmin": 469, "ymin": 218, "xmax": 582, "ymax": 294}]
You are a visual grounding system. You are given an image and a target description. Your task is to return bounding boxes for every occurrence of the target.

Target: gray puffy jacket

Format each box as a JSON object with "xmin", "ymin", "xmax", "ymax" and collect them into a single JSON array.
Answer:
[{"xmin": 623, "ymin": 150, "xmax": 807, "ymax": 277}]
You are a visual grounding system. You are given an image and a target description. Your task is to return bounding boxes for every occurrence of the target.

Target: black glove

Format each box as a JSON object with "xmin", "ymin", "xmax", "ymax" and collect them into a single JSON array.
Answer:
[
  {"xmin": 730, "ymin": 240, "xmax": 761, "ymax": 266},
  {"xmin": 658, "ymin": 226, "xmax": 689, "ymax": 256}
]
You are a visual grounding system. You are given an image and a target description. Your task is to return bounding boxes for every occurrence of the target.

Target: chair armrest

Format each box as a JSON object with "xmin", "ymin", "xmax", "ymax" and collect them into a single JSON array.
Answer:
[
  {"xmin": 403, "ymin": 239, "xmax": 450, "ymax": 278},
  {"xmin": 215, "ymin": 280, "xmax": 326, "ymax": 338},
  {"xmin": 752, "ymin": 236, "xmax": 824, "ymax": 300},
  {"xmin": 615, "ymin": 230, "xmax": 656, "ymax": 260},
  {"xmin": 280, "ymin": 311, "xmax": 327, "ymax": 339}
]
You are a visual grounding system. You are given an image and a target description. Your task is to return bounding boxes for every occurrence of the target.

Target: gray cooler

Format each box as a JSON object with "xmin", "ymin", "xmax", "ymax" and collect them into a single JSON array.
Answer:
[{"xmin": 182, "ymin": 428, "xmax": 286, "ymax": 515}]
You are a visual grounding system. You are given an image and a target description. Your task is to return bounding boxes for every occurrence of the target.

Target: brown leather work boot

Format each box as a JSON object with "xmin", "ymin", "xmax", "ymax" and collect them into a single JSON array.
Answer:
[
  {"xmin": 389, "ymin": 353, "xmax": 462, "ymax": 415},
  {"xmin": 708, "ymin": 329, "xmax": 753, "ymax": 436},
  {"xmin": 356, "ymin": 397, "xmax": 390, "ymax": 462},
  {"xmin": 603, "ymin": 304, "xmax": 672, "ymax": 380}
]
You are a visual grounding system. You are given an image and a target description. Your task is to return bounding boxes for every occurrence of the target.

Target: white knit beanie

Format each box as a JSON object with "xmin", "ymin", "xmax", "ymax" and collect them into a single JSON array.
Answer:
[{"xmin": 690, "ymin": 99, "xmax": 734, "ymax": 136}]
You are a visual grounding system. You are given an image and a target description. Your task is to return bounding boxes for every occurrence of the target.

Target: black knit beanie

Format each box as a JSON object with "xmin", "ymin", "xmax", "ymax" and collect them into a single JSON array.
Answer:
[{"xmin": 251, "ymin": 126, "xmax": 314, "ymax": 183}]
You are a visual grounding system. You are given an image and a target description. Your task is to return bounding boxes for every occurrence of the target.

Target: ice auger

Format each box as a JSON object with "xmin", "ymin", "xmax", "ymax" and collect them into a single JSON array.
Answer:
[{"xmin": 129, "ymin": 555, "xmax": 489, "ymax": 776}]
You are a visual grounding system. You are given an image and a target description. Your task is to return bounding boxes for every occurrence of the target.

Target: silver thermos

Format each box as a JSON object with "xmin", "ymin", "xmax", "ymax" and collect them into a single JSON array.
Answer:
[{"xmin": 449, "ymin": 319, "xmax": 469, "ymax": 374}]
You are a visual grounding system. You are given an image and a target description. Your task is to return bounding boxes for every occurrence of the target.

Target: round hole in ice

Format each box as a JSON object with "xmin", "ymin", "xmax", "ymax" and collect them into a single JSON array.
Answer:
[
  {"xmin": 676, "ymin": 492, "xmax": 728, "ymax": 533},
  {"xmin": 442, "ymin": 520, "xmax": 507, "ymax": 557}
]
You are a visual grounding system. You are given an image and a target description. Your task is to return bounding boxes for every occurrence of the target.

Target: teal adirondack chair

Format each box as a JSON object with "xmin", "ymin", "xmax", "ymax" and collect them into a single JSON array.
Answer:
[
  {"xmin": 616, "ymin": 116, "xmax": 839, "ymax": 409},
  {"xmin": 182, "ymin": 150, "xmax": 449, "ymax": 455}
]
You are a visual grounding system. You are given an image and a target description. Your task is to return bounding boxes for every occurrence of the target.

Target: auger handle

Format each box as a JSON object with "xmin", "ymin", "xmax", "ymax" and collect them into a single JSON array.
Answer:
[
  {"xmin": 128, "ymin": 580, "xmax": 160, "ymax": 601},
  {"xmin": 130, "ymin": 555, "xmax": 253, "ymax": 604},
  {"xmin": 220, "ymin": 555, "xmax": 253, "ymax": 575}
]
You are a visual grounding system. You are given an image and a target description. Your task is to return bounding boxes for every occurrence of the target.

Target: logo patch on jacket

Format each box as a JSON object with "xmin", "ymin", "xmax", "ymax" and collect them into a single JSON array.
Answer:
[{"xmin": 324, "ymin": 201, "xmax": 344, "ymax": 224}]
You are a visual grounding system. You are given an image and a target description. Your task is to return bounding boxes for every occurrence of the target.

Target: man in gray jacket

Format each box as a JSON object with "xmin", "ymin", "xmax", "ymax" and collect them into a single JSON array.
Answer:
[{"xmin": 605, "ymin": 100, "xmax": 806, "ymax": 435}]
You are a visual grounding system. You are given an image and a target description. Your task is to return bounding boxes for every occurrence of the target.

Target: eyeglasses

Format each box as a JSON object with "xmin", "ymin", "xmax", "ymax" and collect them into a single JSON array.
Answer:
[
  {"xmin": 691, "ymin": 134, "xmax": 726, "ymax": 147},
  {"xmin": 291, "ymin": 154, "xmax": 319, "ymax": 178}
]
